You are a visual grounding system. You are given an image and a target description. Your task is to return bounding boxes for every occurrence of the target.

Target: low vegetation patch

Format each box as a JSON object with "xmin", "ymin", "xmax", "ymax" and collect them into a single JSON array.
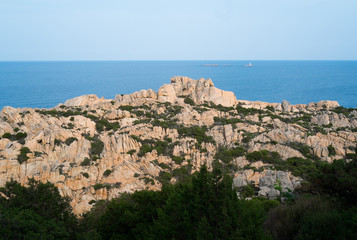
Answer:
[{"xmin": 17, "ymin": 147, "xmax": 31, "ymax": 164}]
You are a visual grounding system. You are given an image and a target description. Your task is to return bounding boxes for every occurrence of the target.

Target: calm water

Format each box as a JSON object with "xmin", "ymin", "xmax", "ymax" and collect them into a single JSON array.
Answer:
[{"xmin": 0, "ymin": 61, "xmax": 356, "ymax": 109}]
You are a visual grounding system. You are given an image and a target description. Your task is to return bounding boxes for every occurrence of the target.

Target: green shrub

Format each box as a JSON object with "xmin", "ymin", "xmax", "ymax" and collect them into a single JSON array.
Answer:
[
  {"xmin": 172, "ymin": 156, "xmax": 184, "ymax": 164},
  {"xmin": 86, "ymin": 136, "xmax": 104, "ymax": 157},
  {"xmin": 286, "ymin": 142, "xmax": 313, "ymax": 158},
  {"xmin": 184, "ymin": 97, "xmax": 195, "ymax": 106},
  {"xmin": 127, "ymin": 149, "xmax": 136, "ymax": 155},
  {"xmin": 246, "ymin": 150, "xmax": 281, "ymax": 163},
  {"xmin": 138, "ymin": 144, "xmax": 153, "ymax": 157},
  {"xmin": 2, "ymin": 132, "xmax": 11, "ymax": 139},
  {"xmin": 177, "ymin": 125, "xmax": 215, "ymax": 144},
  {"xmin": 17, "ymin": 147, "xmax": 31, "ymax": 164},
  {"xmin": 93, "ymin": 184, "xmax": 104, "ymax": 191},
  {"xmin": 118, "ymin": 105, "xmax": 134, "ymax": 111},
  {"xmin": 65, "ymin": 137, "xmax": 78, "ymax": 146},
  {"xmin": 157, "ymin": 171, "xmax": 172, "ymax": 185},
  {"xmin": 215, "ymin": 146, "xmax": 245, "ymax": 164},
  {"xmin": 80, "ymin": 158, "xmax": 91, "ymax": 166},
  {"xmin": 82, "ymin": 172, "xmax": 89, "ymax": 178},
  {"xmin": 103, "ymin": 169, "xmax": 112, "ymax": 177},
  {"xmin": 241, "ymin": 184, "xmax": 255, "ymax": 199},
  {"xmin": 328, "ymin": 145, "xmax": 336, "ymax": 156}
]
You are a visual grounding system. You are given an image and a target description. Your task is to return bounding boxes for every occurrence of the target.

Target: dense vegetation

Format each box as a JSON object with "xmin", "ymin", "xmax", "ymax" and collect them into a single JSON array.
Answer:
[{"xmin": 1, "ymin": 151, "xmax": 357, "ymax": 239}]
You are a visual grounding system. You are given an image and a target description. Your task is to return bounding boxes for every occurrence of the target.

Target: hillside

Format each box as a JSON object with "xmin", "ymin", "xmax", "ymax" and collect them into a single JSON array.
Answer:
[{"xmin": 1, "ymin": 76, "xmax": 356, "ymax": 215}]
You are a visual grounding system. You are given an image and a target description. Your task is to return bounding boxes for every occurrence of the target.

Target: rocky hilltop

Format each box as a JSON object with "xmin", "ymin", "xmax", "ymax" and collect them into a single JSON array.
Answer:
[{"xmin": 0, "ymin": 76, "xmax": 356, "ymax": 215}]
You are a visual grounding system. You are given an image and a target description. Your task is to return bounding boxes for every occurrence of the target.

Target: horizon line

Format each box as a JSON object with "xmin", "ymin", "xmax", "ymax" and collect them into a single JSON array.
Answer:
[{"xmin": 0, "ymin": 59, "xmax": 357, "ymax": 62}]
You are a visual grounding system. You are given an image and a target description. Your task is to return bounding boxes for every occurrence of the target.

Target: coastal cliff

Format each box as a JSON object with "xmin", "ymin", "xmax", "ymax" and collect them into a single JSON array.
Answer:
[{"xmin": 0, "ymin": 76, "xmax": 356, "ymax": 214}]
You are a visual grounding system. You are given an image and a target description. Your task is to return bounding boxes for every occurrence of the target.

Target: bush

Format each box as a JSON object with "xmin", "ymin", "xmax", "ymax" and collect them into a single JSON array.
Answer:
[
  {"xmin": 17, "ymin": 147, "xmax": 31, "ymax": 164},
  {"xmin": 215, "ymin": 146, "xmax": 245, "ymax": 164},
  {"xmin": 65, "ymin": 137, "xmax": 78, "ymax": 146},
  {"xmin": 177, "ymin": 125, "xmax": 215, "ymax": 144},
  {"xmin": 138, "ymin": 144, "xmax": 153, "ymax": 157},
  {"xmin": 172, "ymin": 156, "xmax": 184, "ymax": 164},
  {"xmin": 328, "ymin": 145, "xmax": 336, "ymax": 156},
  {"xmin": 184, "ymin": 97, "xmax": 195, "ymax": 106},
  {"xmin": 86, "ymin": 136, "xmax": 104, "ymax": 157},
  {"xmin": 82, "ymin": 172, "xmax": 89, "ymax": 178},
  {"xmin": 127, "ymin": 149, "xmax": 136, "ymax": 155},
  {"xmin": 80, "ymin": 158, "xmax": 91, "ymax": 166},
  {"xmin": 157, "ymin": 171, "xmax": 172, "ymax": 185},
  {"xmin": 2, "ymin": 132, "xmax": 12, "ymax": 139},
  {"xmin": 103, "ymin": 170, "xmax": 112, "ymax": 177}
]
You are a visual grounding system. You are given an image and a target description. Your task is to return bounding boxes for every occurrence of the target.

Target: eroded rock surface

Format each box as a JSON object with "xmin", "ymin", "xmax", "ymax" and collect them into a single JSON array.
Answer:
[{"xmin": 0, "ymin": 76, "xmax": 356, "ymax": 214}]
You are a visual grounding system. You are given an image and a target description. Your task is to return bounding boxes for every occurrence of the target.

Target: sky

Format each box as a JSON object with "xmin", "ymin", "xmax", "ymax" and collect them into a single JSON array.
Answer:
[{"xmin": 0, "ymin": 0, "xmax": 356, "ymax": 61}]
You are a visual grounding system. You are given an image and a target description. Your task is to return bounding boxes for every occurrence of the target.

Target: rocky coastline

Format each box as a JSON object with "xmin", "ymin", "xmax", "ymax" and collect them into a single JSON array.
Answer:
[{"xmin": 1, "ymin": 76, "xmax": 356, "ymax": 214}]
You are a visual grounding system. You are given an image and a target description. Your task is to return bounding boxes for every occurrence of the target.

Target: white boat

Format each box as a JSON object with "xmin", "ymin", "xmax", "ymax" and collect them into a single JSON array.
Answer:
[{"xmin": 245, "ymin": 62, "xmax": 253, "ymax": 67}]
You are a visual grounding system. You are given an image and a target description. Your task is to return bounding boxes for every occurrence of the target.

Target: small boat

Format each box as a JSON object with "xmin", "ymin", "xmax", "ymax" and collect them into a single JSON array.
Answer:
[{"xmin": 245, "ymin": 62, "xmax": 253, "ymax": 67}]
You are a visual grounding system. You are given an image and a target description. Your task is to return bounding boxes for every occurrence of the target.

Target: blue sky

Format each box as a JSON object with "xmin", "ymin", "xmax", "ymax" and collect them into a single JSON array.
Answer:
[{"xmin": 0, "ymin": 0, "xmax": 356, "ymax": 60}]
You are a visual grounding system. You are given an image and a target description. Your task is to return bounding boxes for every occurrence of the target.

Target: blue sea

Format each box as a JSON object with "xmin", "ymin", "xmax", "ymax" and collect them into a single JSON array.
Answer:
[{"xmin": 0, "ymin": 61, "xmax": 356, "ymax": 109}]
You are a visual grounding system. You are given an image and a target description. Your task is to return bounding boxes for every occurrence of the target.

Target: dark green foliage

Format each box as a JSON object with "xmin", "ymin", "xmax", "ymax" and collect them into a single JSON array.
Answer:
[
  {"xmin": 264, "ymin": 196, "xmax": 357, "ymax": 240},
  {"xmin": 157, "ymin": 171, "xmax": 172, "ymax": 185},
  {"xmin": 15, "ymin": 132, "xmax": 27, "ymax": 141},
  {"xmin": 313, "ymin": 158, "xmax": 357, "ymax": 205},
  {"xmin": 150, "ymin": 166, "xmax": 272, "ymax": 240},
  {"xmin": 127, "ymin": 149, "xmax": 136, "ymax": 155},
  {"xmin": 38, "ymin": 109, "xmax": 85, "ymax": 118},
  {"xmin": 240, "ymin": 184, "xmax": 255, "ymax": 199},
  {"xmin": 213, "ymin": 117, "xmax": 243, "ymax": 125},
  {"xmin": 2, "ymin": 131, "xmax": 27, "ymax": 143},
  {"xmin": 286, "ymin": 141, "xmax": 313, "ymax": 158},
  {"xmin": 328, "ymin": 145, "xmax": 336, "ymax": 156},
  {"xmin": 82, "ymin": 172, "xmax": 89, "ymax": 178},
  {"xmin": 172, "ymin": 156, "xmax": 184, "ymax": 164},
  {"xmin": 95, "ymin": 191, "xmax": 166, "ymax": 240},
  {"xmin": 55, "ymin": 139, "xmax": 62, "ymax": 146},
  {"xmin": 96, "ymin": 118, "xmax": 120, "ymax": 132},
  {"xmin": 0, "ymin": 179, "xmax": 76, "ymax": 239},
  {"xmin": 246, "ymin": 150, "xmax": 281, "ymax": 163},
  {"xmin": 93, "ymin": 184, "xmax": 110, "ymax": 191},
  {"xmin": 85, "ymin": 136, "xmax": 104, "ymax": 159},
  {"xmin": 2, "ymin": 132, "xmax": 11, "ymax": 139},
  {"xmin": 80, "ymin": 158, "xmax": 91, "ymax": 166},
  {"xmin": 65, "ymin": 137, "xmax": 78, "ymax": 146},
  {"xmin": 242, "ymin": 132, "xmax": 255, "ymax": 143},
  {"xmin": 203, "ymin": 102, "xmax": 235, "ymax": 112},
  {"xmin": 17, "ymin": 147, "xmax": 31, "ymax": 164},
  {"xmin": 236, "ymin": 105, "xmax": 265, "ymax": 115},
  {"xmin": 177, "ymin": 125, "xmax": 215, "ymax": 144},
  {"xmin": 130, "ymin": 134, "xmax": 141, "ymax": 142},
  {"xmin": 265, "ymin": 106, "xmax": 275, "ymax": 112},
  {"xmin": 331, "ymin": 106, "xmax": 356, "ymax": 117},
  {"xmin": 215, "ymin": 146, "xmax": 245, "ymax": 164},
  {"xmin": 103, "ymin": 169, "xmax": 112, "ymax": 177},
  {"xmin": 245, "ymin": 150, "xmax": 322, "ymax": 180},
  {"xmin": 133, "ymin": 118, "xmax": 151, "ymax": 125},
  {"xmin": 184, "ymin": 96, "xmax": 195, "ymax": 106},
  {"xmin": 138, "ymin": 143, "xmax": 153, "ymax": 157},
  {"xmin": 151, "ymin": 119, "xmax": 178, "ymax": 129},
  {"xmin": 118, "ymin": 105, "xmax": 134, "ymax": 111}
]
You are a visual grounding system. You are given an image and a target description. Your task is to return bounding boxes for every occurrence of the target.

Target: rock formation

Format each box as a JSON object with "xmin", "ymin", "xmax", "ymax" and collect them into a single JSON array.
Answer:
[{"xmin": 0, "ymin": 76, "xmax": 356, "ymax": 214}]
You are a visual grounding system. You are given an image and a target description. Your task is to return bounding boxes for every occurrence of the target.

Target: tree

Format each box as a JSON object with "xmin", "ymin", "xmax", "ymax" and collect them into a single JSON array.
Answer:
[{"xmin": 0, "ymin": 179, "xmax": 77, "ymax": 238}]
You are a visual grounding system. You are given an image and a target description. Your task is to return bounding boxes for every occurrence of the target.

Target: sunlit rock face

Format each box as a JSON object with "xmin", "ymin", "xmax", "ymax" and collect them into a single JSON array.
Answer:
[{"xmin": 1, "ymin": 76, "xmax": 356, "ymax": 214}]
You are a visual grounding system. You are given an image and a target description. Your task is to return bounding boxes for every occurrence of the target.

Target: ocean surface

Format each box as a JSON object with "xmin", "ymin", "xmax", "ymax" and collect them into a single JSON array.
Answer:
[{"xmin": 0, "ymin": 61, "xmax": 356, "ymax": 109}]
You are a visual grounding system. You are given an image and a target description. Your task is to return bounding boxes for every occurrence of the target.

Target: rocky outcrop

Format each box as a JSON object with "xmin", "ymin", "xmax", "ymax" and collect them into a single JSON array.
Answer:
[{"xmin": 0, "ymin": 76, "xmax": 355, "ymax": 214}]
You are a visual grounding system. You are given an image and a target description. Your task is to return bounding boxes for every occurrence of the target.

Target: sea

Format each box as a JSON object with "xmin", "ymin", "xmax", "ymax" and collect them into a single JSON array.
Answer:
[{"xmin": 0, "ymin": 60, "xmax": 356, "ymax": 109}]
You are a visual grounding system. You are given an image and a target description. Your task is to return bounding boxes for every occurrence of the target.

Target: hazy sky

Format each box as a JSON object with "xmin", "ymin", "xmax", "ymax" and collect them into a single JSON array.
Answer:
[{"xmin": 1, "ymin": 0, "xmax": 356, "ymax": 60}]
